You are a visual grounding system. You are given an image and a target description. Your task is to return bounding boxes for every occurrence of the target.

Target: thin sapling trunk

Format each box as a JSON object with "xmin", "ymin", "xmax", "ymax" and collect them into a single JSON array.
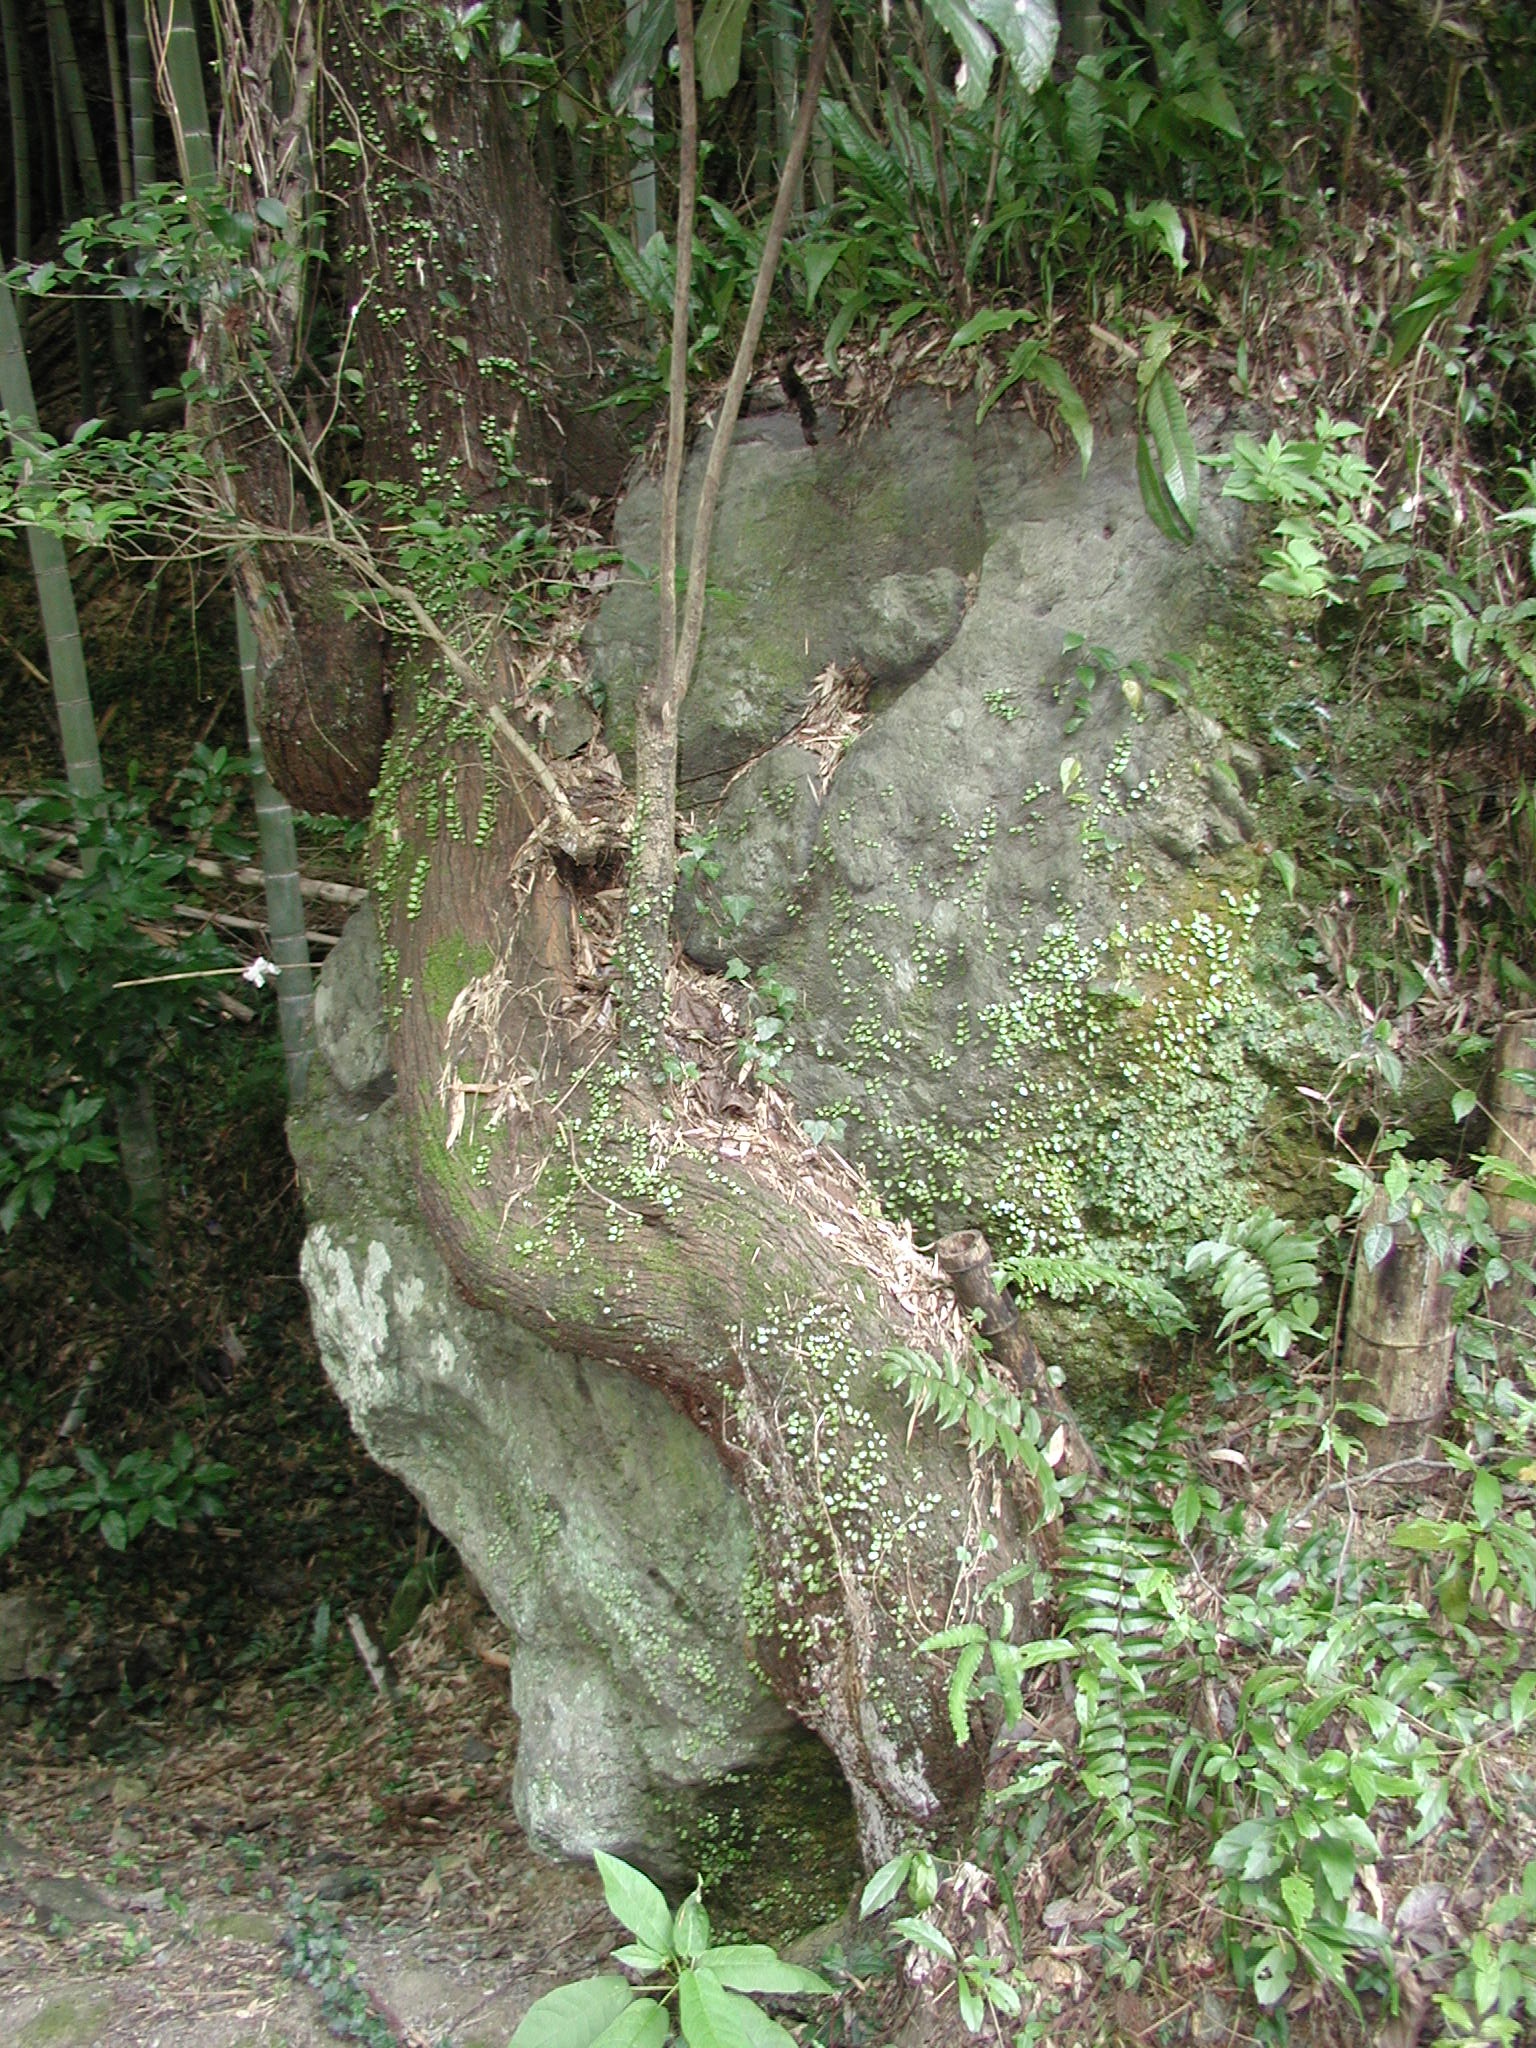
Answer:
[{"xmin": 621, "ymin": 0, "xmax": 834, "ymax": 1057}]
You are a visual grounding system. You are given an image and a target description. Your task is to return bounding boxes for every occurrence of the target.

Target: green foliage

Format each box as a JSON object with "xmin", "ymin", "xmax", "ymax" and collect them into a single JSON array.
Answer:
[
  {"xmin": 0, "ymin": 784, "xmax": 235, "ymax": 1228},
  {"xmin": 0, "ymin": 1431, "xmax": 232, "ymax": 1556},
  {"xmin": 857, "ymin": 1854, "xmax": 1024, "ymax": 2036},
  {"xmin": 1051, "ymin": 1406, "xmax": 1187, "ymax": 1873},
  {"xmin": 284, "ymin": 1895, "xmax": 397, "ymax": 2048},
  {"xmin": 996, "ymin": 1249, "xmax": 1187, "ymax": 1334},
  {"xmin": 507, "ymin": 1851, "xmax": 832, "ymax": 2048},
  {"xmin": 1184, "ymin": 1208, "xmax": 1323, "ymax": 1363},
  {"xmin": 882, "ymin": 1343, "xmax": 1067, "ymax": 1522}
]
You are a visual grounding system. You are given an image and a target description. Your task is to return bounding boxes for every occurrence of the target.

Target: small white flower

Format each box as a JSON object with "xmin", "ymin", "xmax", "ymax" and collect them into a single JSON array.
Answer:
[{"xmin": 242, "ymin": 955, "xmax": 281, "ymax": 988}]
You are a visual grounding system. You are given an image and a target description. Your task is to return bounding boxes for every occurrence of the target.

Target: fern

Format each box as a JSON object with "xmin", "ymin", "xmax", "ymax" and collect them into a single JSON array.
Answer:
[
  {"xmin": 882, "ymin": 1344, "xmax": 1066, "ymax": 1523},
  {"xmin": 999, "ymin": 1250, "xmax": 1189, "ymax": 1335},
  {"xmin": 1054, "ymin": 1406, "xmax": 1190, "ymax": 1874},
  {"xmin": 1185, "ymin": 1208, "xmax": 1322, "ymax": 1362}
]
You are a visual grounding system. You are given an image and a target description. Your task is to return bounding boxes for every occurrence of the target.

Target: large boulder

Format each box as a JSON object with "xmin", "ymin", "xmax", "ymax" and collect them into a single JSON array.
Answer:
[
  {"xmin": 291, "ymin": 933, "xmax": 831, "ymax": 1875},
  {"xmin": 587, "ymin": 396, "xmax": 982, "ymax": 797},
  {"xmin": 590, "ymin": 391, "xmax": 1352, "ymax": 1387}
]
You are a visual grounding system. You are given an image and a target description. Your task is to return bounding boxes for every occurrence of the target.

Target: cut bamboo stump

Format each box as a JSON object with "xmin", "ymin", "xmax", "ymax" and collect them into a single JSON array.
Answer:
[
  {"xmin": 936, "ymin": 1230, "xmax": 1101, "ymax": 1483},
  {"xmin": 1343, "ymin": 1185, "xmax": 1465, "ymax": 1468},
  {"xmin": 1485, "ymin": 1018, "xmax": 1536, "ymax": 1365}
]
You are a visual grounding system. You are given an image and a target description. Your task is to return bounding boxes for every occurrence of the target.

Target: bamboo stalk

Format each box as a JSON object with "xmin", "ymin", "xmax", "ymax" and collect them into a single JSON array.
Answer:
[
  {"xmin": 0, "ymin": 0, "xmax": 30, "ymax": 263},
  {"xmin": 238, "ymin": 595, "xmax": 314, "ymax": 1097},
  {"xmin": 44, "ymin": 0, "xmax": 142, "ymax": 420},
  {"xmin": 0, "ymin": 272, "xmax": 103, "ymax": 800}
]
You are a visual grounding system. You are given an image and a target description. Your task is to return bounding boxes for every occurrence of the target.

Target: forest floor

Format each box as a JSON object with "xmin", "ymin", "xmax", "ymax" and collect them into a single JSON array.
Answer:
[
  {"xmin": 0, "ymin": 567, "xmax": 627, "ymax": 2047},
  {"xmin": 0, "ymin": 1581, "xmax": 615, "ymax": 2048}
]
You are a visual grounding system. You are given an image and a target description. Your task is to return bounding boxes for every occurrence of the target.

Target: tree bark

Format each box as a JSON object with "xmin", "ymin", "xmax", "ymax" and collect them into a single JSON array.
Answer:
[{"xmin": 200, "ymin": 0, "xmax": 1032, "ymax": 1864}]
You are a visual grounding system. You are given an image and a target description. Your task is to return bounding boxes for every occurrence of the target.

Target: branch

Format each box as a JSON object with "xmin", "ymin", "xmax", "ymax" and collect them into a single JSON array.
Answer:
[{"xmin": 673, "ymin": 0, "xmax": 834, "ymax": 704}]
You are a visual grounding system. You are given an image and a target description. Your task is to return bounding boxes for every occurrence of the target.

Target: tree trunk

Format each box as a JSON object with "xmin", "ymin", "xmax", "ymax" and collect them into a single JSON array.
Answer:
[{"xmin": 194, "ymin": 0, "xmax": 1032, "ymax": 1864}]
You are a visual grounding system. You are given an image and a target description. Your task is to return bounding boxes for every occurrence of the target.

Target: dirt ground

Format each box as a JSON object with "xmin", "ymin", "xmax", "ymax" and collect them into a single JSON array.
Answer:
[{"xmin": 0, "ymin": 1584, "xmax": 617, "ymax": 2048}]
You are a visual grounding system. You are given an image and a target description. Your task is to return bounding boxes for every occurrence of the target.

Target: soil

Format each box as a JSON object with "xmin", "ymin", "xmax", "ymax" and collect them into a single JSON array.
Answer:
[{"xmin": 0, "ymin": 1583, "xmax": 615, "ymax": 2048}]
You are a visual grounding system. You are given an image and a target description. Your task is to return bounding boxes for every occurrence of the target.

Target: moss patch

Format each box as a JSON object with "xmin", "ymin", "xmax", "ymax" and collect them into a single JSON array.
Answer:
[{"xmin": 423, "ymin": 933, "xmax": 492, "ymax": 1024}]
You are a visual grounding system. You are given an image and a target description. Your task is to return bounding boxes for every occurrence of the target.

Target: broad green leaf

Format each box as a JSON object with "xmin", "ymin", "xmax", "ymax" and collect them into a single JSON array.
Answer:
[
  {"xmin": 696, "ymin": 0, "xmax": 751, "ymax": 101},
  {"xmin": 1136, "ymin": 428, "xmax": 1194, "ymax": 545},
  {"xmin": 1172, "ymin": 75, "xmax": 1243, "ymax": 139},
  {"xmin": 1471, "ymin": 1468, "xmax": 1502, "ymax": 1526},
  {"xmin": 891, "ymin": 1916, "xmax": 955, "ymax": 1959},
  {"xmin": 1142, "ymin": 367, "xmax": 1200, "ymax": 537},
  {"xmin": 923, "ymin": 0, "xmax": 995, "ymax": 107},
  {"xmin": 254, "ymin": 195, "xmax": 288, "ymax": 230},
  {"xmin": 1360, "ymin": 1221, "xmax": 1393, "ymax": 1271},
  {"xmin": 673, "ymin": 1891, "xmax": 711, "ymax": 1963},
  {"xmin": 1172, "ymin": 1482, "xmax": 1202, "ymax": 1541},
  {"xmin": 1252, "ymin": 1942, "xmax": 1293, "ymax": 2007},
  {"xmin": 1452, "ymin": 1088, "xmax": 1478, "ymax": 1123},
  {"xmin": 859, "ymin": 1853, "xmax": 913, "ymax": 1918},
  {"xmin": 677, "ymin": 1968, "xmax": 756, "ymax": 2048},
  {"xmin": 607, "ymin": 0, "xmax": 674, "ymax": 110},
  {"xmin": 800, "ymin": 238, "xmax": 849, "ymax": 313},
  {"xmin": 591, "ymin": 2000, "xmax": 671, "ymax": 2048},
  {"xmin": 695, "ymin": 1947, "xmax": 832, "ymax": 1995},
  {"xmin": 949, "ymin": 304, "xmax": 1035, "ymax": 350},
  {"xmin": 726, "ymin": 1996, "xmax": 799, "ymax": 2048},
  {"xmin": 1280, "ymin": 1871, "xmax": 1316, "ymax": 1931},
  {"xmin": 595, "ymin": 1853, "xmax": 675, "ymax": 1955},
  {"xmin": 1126, "ymin": 200, "xmax": 1186, "ymax": 275},
  {"xmin": 510, "ymin": 1977, "xmax": 636, "ymax": 2048},
  {"xmin": 1270, "ymin": 847, "xmax": 1298, "ymax": 897},
  {"xmin": 1029, "ymin": 352, "xmax": 1093, "ymax": 474},
  {"xmin": 611, "ymin": 1944, "xmax": 668, "ymax": 1974},
  {"xmin": 970, "ymin": 0, "xmax": 1059, "ymax": 93}
]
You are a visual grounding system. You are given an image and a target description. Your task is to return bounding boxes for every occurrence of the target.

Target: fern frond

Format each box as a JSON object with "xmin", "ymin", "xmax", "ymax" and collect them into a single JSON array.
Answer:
[
  {"xmin": 1185, "ymin": 1208, "xmax": 1323, "ymax": 1361},
  {"xmin": 1054, "ymin": 1405, "xmax": 1190, "ymax": 1872},
  {"xmin": 999, "ymin": 1251, "xmax": 1189, "ymax": 1334}
]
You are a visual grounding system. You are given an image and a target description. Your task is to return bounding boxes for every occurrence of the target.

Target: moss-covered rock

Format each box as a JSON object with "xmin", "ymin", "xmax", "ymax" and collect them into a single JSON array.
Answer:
[
  {"xmin": 290, "ymin": 928, "xmax": 813, "ymax": 1876},
  {"xmin": 590, "ymin": 396, "xmax": 1356, "ymax": 1403}
]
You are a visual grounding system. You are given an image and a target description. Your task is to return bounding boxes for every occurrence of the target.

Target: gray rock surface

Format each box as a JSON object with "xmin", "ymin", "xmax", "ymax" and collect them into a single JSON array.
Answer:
[
  {"xmin": 293, "ymin": 919, "xmax": 799, "ymax": 1872},
  {"xmin": 593, "ymin": 392, "xmax": 1351, "ymax": 1314},
  {"xmin": 587, "ymin": 395, "xmax": 983, "ymax": 795},
  {"xmin": 312, "ymin": 902, "xmax": 391, "ymax": 1096}
]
